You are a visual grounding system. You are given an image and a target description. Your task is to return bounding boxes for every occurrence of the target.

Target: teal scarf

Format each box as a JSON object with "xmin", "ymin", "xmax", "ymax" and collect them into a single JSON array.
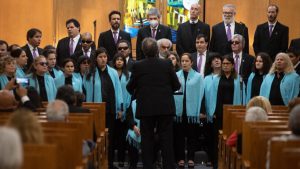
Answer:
[
  {"xmin": 28, "ymin": 73, "xmax": 57, "ymax": 101},
  {"xmin": 83, "ymin": 65, "xmax": 123, "ymax": 116},
  {"xmin": 246, "ymin": 72, "xmax": 267, "ymax": 103},
  {"xmin": 120, "ymin": 73, "xmax": 131, "ymax": 119},
  {"xmin": 16, "ymin": 66, "xmax": 26, "ymax": 78},
  {"xmin": 174, "ymin": 69, "xmax": 204, "ymax": 123},
  {"xmin": 260, "ymin": 72, "xmax": 300, "ymax": 105},
  {"xmin": 204, "ymin": 73, "xmax": 219, "ymax": 114},
  {"xmin": 0, "ymin": 75, "xmax": 9, "ymax": 90},
  {"xmin": 126, "ymin": 100, "xmax": 141, "ymax": 149},
  {"xmin": 55, "ymin": 73, "xmax": 83, "ymax": 92},
  {"xmin": 207, "ymin": 75, "xmax": 245, "ymax": 122}
]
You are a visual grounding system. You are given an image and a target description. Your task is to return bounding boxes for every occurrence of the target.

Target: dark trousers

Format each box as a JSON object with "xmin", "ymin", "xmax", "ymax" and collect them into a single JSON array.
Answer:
[
  {"xmin": 173, "ymin": 120, "xmax": 199, "ymax": 162},
  {"xmin": 140, "ymin": 116, "xmax": 176, "ymax": 169},
  {"xmin": 114, "ymin": 119, "xmax": 127, "ymax": 163},
  {"xmin": 207, "ymin": 118, "xmax": 221, "ymax": 169},
  {"xmin": 128, "ymin": 144, "xmax": 139, "ymax": 168},
  {"xmin": 106, "ymin": 113, "xmax": 117, "ymax": 168}
]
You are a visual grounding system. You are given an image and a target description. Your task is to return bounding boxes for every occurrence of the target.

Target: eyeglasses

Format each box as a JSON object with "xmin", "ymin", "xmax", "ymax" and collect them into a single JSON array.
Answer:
[
  {"xmin": 38, "ymin": 62, "xmax": 48, "ymax": 66},
  {"xmin": 118, "ymin": 47, "xmax": 129, "ymax": 51},
  {"xmin": 231, "ymin": 41, "xmax": 240, "ymax": 45},
  {"xmin": 82, "ymin": 40, "xmax": 93, "ymax": 44}
]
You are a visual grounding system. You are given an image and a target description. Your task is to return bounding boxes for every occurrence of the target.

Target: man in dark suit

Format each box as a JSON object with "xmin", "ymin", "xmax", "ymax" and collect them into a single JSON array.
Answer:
[
  {"xmin": 127, "ymin": 38, "xmax": 180, "ymax": 169},
  {"xmin": 230, "ymin": 34, "xmax": 254, "ymax": 85},
  {"xmin": 98, "ymin": 10, "xmax": 131, "ymax": 62},
  {"xmin": 210, "ymin": 4, "xmax": 249, "ymax": 56},
  {"xmin": 56, "ymin": 18, "xmax": 82, "ymax": 67},
  {"xmin": 71, "ymin": 32, "xmax": 96, "ymax": 64},
  {"xmin": 191, "ymin": 34, "xmax": 210, "ymax": 77},
  {"xmin": 176, "ymin": 3, "xmax": 210, "ymax": 57},
  {"xmin": 136, "ymin": 8, "xmax": 172, "ymax": 60},
  {"xmin": 253, "ymin": 4, "xmax": 289, "ymax": 61},
  {"xmin": 22, "ymin": 28, "xmax": 43, "ymax": 70},
  {"xmin": 116, "ymin": 40, "xmax": 135, "ymax": 71}
]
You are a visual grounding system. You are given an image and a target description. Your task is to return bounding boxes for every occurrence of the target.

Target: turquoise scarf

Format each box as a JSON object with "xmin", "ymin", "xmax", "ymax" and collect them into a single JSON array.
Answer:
[
  {"xmin": 28, "ymin": 73, "xmax": 57, "ymax": 101},
  {"xmin": 0, "ymin": 75, "xmax": 9, "ymax": 90},
  {"xmin": 126, "ymin": 100, "xmax": 141, "ymax": 149},
  {"xmin": 174, "ymin": 69, "xmax": 204, "ymax": 123},
  {"xmin": 16, "ymin": 66, "xmax": 26, "ymax": 78},
  {"xmin": 204, "ymin": 73, "xmax": 218, "ymax": 114},
  {"xmin": 55, "ymin": 73, "xmax": 83, "ymax": 92},
  {"xmin": 260, "ymin": 72, "xmax": 300, "ymax": 105},
  {"xmin": 120, "ymin": 73, "xmax": 131, "ymax": 119}
]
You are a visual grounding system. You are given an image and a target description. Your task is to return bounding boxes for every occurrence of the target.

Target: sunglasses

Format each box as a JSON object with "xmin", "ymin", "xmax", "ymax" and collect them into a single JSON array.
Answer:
[
  {"xmin": 38, "ymin": 62, "xmax": 48, "ymax": 66},
  {"xmin": 82, "ymin": 40, "xmax": 93, "ymax": 44},
  {"xmin": 231, "ymin": 41, "xmax": 240, "ymax": 45},
  {"xmin": 118, "ymin": 47, "xmax": 129, "ymax": 51}
]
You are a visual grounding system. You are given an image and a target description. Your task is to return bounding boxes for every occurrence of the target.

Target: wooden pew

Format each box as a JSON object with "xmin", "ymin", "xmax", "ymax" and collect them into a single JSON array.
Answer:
[{"xmin": 22, "ymin": 144, "xmax": 57, "ymax": 169}]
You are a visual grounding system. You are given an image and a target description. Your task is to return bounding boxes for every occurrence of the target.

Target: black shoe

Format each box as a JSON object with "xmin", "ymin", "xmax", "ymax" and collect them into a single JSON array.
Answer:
[{"xmin": 118, "ymin": 162, "xmax": 124, "ymax": 167}]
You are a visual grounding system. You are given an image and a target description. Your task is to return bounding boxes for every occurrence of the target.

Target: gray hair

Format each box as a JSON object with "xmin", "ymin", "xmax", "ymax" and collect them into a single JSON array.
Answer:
[
  {"xmin": 289, "ymin": 105, "xmax": 300, "ymax": 135},
  {"xmin": 157, "ymin": 38, "xmax": 172, "ymax": 50},
  {"xmin": 0, "ymin": 127, "xmax": 23, "ymax": 169},
  {"xmin": 245, "ymin": 106, "xmax": 268, "ymax": 122},
  {"xmin": 46, "ymin": 100, "xmax": 69, "ymax": 121},
  {"xmin": 232, "ymin": 34, "xmax": 245, "ymax": 48},
  {"xmin": 147, "ymin": 8, "xmax": 160, "ymax": 18},
  {"xmin": 223, "ymin": 4, "xmax": 236, "ymax": 12},
  {"xmin": 142, "ymin": 38, "xmax": 158, "ymax": 58}
]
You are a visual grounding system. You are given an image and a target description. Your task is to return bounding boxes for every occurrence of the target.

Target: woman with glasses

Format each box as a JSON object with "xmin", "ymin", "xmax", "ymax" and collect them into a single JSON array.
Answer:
[
  {"xmin": 260, "ymin": 53, "xmax": 300, "ymax": 105},
  {"xmin": 206, "ymin": 55, "xmax": 245, "ymax": 169},
  {"xmin": 10, "ymin": 48, "xmax": 28, "ymax": 78},
  {"xmin": 28, "ymin": 56, "xmax": 56, "ymax": 101},
  {"xmin": 43, "ymin": 50, "xmax": 63, "ymax": 79},
  {"xmin": 0, "ymin": 56, "xmax": 17, "ymax": 89},
  {"xmin": 83, "ymin": 47, "xmax": 123, "ymax": 169},
  {"xmin": 173, "ymin": 53, "xmax": 204, "ymax": 168},
  {"xmin": 246, "ymin": 52, "xmax": 272, "ymax": 103},
  {"xmin": 55, "ymin": 58, "xmax": 82, "ymax": 92}
]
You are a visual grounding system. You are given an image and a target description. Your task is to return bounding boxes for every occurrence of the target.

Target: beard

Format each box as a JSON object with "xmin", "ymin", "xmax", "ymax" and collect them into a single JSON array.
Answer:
[
  {"xmin": 223, "ymin": 15, "xmax": 235, "ymax": 24},
  {"xmin": 112, "ymin": 23, "xmax": 120, "ymax": 30}
]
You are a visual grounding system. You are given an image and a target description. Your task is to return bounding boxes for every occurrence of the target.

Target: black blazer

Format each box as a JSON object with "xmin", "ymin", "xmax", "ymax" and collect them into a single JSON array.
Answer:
[
  {"xmin": 21, "ymin": 44, "xmax": 43, "ymax": 70},
  {"xmin": 127, "ymin": 57, "xmax": 135, "ymax": 72},
  {"xmin": 191, "ymin": 51, "xmax": 211, "ymax": 73},
  {"xmin": 136, "ymin": 24, "xmax": 172, "ymax": 60},
  {"xmin": 210, "ymin": 22, "xmax": 249, "ymax": 55},
  {"xmin": 98, "ymin": 30, "xmax": 131, "ymax": 61},
  {"xmin": 176, "ymin": 20, "xmax": 210, "ymax": 57},
  {"xmin": 70, "ymin": 48, "xmax": 96, "ymax": 64},
  {"xmin": 126, "ymin": 58, "xmax": 180, "ymax": 118},
  {"xmin": 229, "ymin": 52, "xmax": 254, "ymax": 85},
  {"xmin": 56, "ymin": 36, "xmax": 82, "ymax": 67},
  {"xmin": 253, "ymin": 22, "xmax": 289, "ymax": 60},
  {"xmin": 289, "ymin": 38, "xmax": 300, "ymax": 51}
]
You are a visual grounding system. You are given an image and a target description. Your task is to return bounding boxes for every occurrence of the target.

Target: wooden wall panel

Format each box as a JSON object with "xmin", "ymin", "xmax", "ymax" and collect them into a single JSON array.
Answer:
[
  {"xmin": 270, "ymin": 0, "xmax": 300, "ymax": 44},
  {"xmin": 0, "ymin": 0, "xmax": 53, "ymax": 47}
]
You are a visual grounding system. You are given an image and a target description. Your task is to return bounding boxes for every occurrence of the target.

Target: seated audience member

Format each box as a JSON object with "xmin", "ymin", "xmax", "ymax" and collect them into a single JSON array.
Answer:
[
  {"xmin": 0, "ymin": 56, "xmax": 16, "ymax": 89},
  {"xmin": 10, "ymin": 48, "xmax": 28, "ymax": 78},
  {"xmin": 75, "ymin": 91, "xmax": 85, "ymax": 106},
  {"xmin": 6, "ymin": 108, "xmax": 44, "ymax": 144},
  {"xmin": 260, "ymin": 53, "xmax": 300, "ymax": 105},
  {"xmin": 288, "ymin": 97, "xmax": 300, "ymax": 113},
  {"xmin": 28, "ymin": 56, "xmax": 57, "ymax": 101},
  {"xmin": 46, "ymin": 100, "xmax": 69, "ymax": 121},
  {"xmin": 56, "ymin": 85, "xmax": 89, "ymax": 113},
  {"xmin": 0, "ymin": 40, "xmax": 9, "ymax": 58},
  {"xmin": 157, "ymin": 38, "xmax": 172, "ymax": 59},
  {"xmin": 0, "ymin": 127, "xmax": 23, "ymax": 169},
  {"xmin": 0, "ymin": 89, "xmax": 18, "ymax": 112},
  {"xmin": 246, "ymin": 96, "xmax": 272, "ymax": 113},
  {"xmin": 166, "ymin": 51, "xmax": 181, "ymax": 72},
  {"xmin": 244, "ymin": 106, "xmax": 268, "ymax": 122}
]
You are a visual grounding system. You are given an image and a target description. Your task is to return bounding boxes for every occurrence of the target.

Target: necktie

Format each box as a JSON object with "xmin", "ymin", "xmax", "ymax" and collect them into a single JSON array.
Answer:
[
  {"xmin": 32, "ymin": 48, "xmax": 37, "ymax": 58},
  {"xmin": 197, "ymin": 54, "xmax": 203, "ymax": 73},
  {"xmin": 84, "ymin": 52, "xmax": 88, "ymax": 57},
  {"xmin": 113, "ymin": 31, "xmax": 118, "ymax": 44},
  {"xmin": 226, "ymin": 24, "xmax": 232, "ymax": 41},
  {"xmin": 69, "ymin": 39, "xmax": 74, "ymax": 55},
  {"xmin": 152, "ymin": 29, "xmax": 156, "ymax": 38},
  {"xmin": 235, "ymin": 54, "xmax": 239, "ymax": 73},
  {"xmin": 269, "ymin": 24, "xmax": 274, "ymax": 37}
]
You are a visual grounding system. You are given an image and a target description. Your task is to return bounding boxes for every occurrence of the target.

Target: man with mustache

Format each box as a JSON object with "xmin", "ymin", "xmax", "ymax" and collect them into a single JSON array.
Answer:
[
  {"xmin": 210, "ymin": 4, "xmax": 249, "ymax": 55},
  {"xmin": 98, "ymin": 10, "xmax": 131, "ymax": 62},
  {"xmin": 253, "ymin": 4, "xmax": 289, "ymax": 61}
]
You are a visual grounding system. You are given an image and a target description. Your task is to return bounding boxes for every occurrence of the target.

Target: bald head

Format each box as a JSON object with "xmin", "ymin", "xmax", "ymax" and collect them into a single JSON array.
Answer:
[
  {"xmin": 289, "ymin": 105, "xmax": 300, "ymax": 135},
  {"xmin": 81, "ymin": 32, "xmax": 93, "ymax": 51},
  {"xmin": 190, "ymin": 3, "xmax": 200, "ymax": 21}
]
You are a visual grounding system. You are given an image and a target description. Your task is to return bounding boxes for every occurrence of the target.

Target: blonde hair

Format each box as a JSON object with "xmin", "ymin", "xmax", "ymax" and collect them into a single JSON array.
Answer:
[
  {"xmin": 0, "ymin": 56, "xmax": 16, "ymax": 74},
  {"xmin": 6, "ymin": 108, "xmax": 44, "ymax": 144},
  {"xmin": 246, "ymin": 96, "xmax": 272, "ymax": 113},
  {"xmin": 269, "ymin": 52, "xmax": 294, "ymax": 74}
]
